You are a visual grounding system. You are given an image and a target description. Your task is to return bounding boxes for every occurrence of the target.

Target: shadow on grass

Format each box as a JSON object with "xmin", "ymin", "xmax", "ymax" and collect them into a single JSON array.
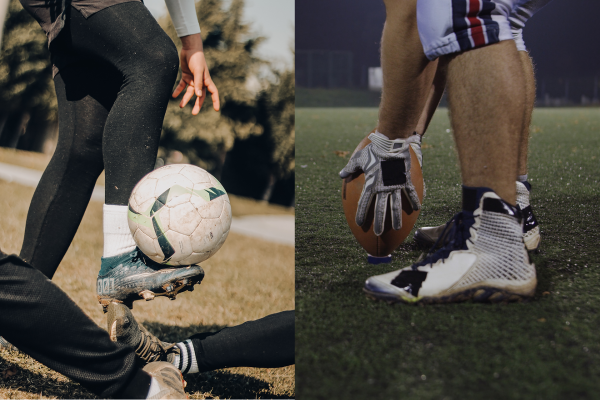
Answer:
[
  {"xmin": 1, "ymin": 321, "xmax": 292, "ymax": 399},
  {"xmin": 0, "ymin": 349, "xmax": 97, "ymax": 399}
]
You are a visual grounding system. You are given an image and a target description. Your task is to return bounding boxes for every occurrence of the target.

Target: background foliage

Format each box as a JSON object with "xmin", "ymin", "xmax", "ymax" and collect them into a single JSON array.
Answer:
[{"xmin": 0, "ymin": 0, "xmax": 294, "ymax": 205}]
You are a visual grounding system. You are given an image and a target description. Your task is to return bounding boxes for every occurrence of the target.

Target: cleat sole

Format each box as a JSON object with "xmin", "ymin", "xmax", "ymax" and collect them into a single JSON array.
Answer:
[
  {"xmin": 98, "ymin": 275, "xmax": 203, "ymax": 313},
  {"xmin": 364, "ymin": 282, "xmax": 536, "ymax": 305}
]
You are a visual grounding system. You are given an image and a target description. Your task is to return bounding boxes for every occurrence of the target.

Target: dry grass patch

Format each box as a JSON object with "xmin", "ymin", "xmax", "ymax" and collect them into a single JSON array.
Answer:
[{"xmin": 0, "ymin": 179, "xmax": 294, "ymax": 399}]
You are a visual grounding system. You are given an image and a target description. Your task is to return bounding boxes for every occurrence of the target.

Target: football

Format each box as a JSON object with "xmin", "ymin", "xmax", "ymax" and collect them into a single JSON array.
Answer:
[
  {"xmin": 127, "ymin": 164, "xmax": 232, "ymax": 266},
  {"xmin": 341, "ymin": 134, "xmax": 424, "ymax": 261}
]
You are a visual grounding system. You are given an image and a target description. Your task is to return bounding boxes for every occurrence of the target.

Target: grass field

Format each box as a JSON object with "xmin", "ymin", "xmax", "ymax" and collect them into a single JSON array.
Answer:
[
  {"xmin": 296, "ymin": 107, "xmax": 600, "ymax": 399},
  {"xmin": 0, "ymin": 154, "xmax": 294, "ymax": 399}
]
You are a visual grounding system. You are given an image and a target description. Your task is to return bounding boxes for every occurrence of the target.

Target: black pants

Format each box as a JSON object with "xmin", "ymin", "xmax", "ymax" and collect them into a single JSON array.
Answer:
[
  {"xmin": 20, "ymin": 2, "xmax": 179, "ymax": 279},
  {"xmin": 0, "ymin": 252, "xmax": 294, "ymax": 397},
  {"xmin": 191, "ymin": 310, "xmax": 295, "ymax": 373},
  {"xmin": 0, "ymin": 253, "xmax": 151, "ymax": 398}
]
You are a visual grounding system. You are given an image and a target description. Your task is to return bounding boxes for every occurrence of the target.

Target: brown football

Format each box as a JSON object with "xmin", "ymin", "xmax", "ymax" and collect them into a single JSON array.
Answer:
[{"xmin": 341, "ymin": 135, "xmax": 424, "ymax": 257}]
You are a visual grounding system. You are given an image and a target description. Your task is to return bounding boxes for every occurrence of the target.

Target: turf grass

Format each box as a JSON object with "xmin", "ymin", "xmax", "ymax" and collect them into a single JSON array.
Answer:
[{"xmin": 296, "ymin": 107, "xmax": 600, "ymax": 400}]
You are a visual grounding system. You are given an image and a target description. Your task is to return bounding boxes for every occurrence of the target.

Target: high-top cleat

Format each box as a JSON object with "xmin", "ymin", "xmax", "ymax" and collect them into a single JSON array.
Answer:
[
  {"xmin": 516, "ymin": 181, "xmax": 540, "ymax": 251},
  {"xmin": 97, "ymin": 248, "xmax": 204, "ymax": 312},
  {"xmin": 107, "ymin": 302, "xmax": 179, "ymax": 364},
  {"xmin": 414, "ymin": 180, "xmax": 540, "ymax": 251},
  {"xmin": 143, "ymin": 362, "xmax": 188, "ymax": 399},
  {"xmin": 365, "ymin": 187, "xmax": 536, "ymax": 304}
]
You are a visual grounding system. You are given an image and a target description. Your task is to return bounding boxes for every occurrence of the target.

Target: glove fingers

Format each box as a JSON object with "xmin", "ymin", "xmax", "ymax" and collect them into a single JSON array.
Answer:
[
  {"xmin": 403, "ymin": 184, "xmax": 421, "ymax": 211},
  {"xmin": 374, "ymin": 192, "xmax": 389, "ymax": 236},
  {"xmin": 339, "ymin": 149, "xmax": 365, "ymax": 178},
  {"xmin": 390, "ymin": 190, "xmax": 402, "ymax": 231},
  {"xmin": 355, "ymin": 188, "xmax": 374, "ymax": 227}
]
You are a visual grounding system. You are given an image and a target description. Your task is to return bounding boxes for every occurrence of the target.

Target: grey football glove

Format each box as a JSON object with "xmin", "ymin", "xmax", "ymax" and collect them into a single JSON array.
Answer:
[{"xmin": 340, "ymin": 131, "xmax": 421, "ymax": 236}]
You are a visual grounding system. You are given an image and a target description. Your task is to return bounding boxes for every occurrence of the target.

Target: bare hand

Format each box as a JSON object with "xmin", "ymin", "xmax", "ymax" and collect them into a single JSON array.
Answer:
[{"xmin": 172, "ymin": 33, "xmax": 220, "ymax": 114}]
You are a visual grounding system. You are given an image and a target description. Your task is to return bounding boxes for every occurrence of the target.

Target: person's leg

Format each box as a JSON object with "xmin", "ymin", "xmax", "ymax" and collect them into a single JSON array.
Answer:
[
  {"xmin": 0, "ymin": 252, "xmax": 151, "ymax": 398},
  {"xmin": 20, "ymin": 66, "xmax": 116, "ymax": 279},
  {"xmin": 445, "ymin": 40, "xmax": 525, "ymax": 205},
  {"xmin": 107, "ymin": 303, "xmax": 295, "ymax": 373},
  {"xmin": 377, "ymin": 0, "xmax": 437, "ymax": 140},
  {"xmin": 364, "ymin": 0, "xmax": 536, "ymax": 304},
  {"xmin": 186, "ymin": 311, "xmax": 295, "ymax": 373},
  {"xmin": 517, "ymin": 50, "xmax": 535, "ymax": 179},
  {"xmin": 414, "ymin": 61, "xmax": 447, "ymax": 137},
  {"xmin": 62, "ymin": 3, "xmax": 178, "ymax": 205}
]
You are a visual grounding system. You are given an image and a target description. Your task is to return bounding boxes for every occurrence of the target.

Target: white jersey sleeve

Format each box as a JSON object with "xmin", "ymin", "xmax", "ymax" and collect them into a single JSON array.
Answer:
[{"xmin": 164, "ymin": 0, "xmax": 201, "ymax": 37}]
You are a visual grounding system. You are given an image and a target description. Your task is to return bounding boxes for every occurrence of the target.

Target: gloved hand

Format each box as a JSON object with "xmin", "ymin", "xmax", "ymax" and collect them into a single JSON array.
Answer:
[{"xmin": 340, "ymin": 131, "xmax": 421, "ymax": 236}]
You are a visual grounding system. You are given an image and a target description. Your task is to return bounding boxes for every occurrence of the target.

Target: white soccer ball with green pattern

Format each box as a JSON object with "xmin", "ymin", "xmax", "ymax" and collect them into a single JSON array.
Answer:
[{"xmin": 128, "ymin": 164, "xmax": 232, "ymax": 265}]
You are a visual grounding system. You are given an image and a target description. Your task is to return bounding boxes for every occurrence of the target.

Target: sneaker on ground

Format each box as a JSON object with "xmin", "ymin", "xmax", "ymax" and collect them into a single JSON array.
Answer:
[
  {"xmin": 143, "ymin": 362, "xmax": 188, "ymax": 399},
  {"xmin": 365, "ymin": 187, "xmax": 536, "ymax": 304},
  {"xmin": 414, "ymin": 180, "xmax": 540, "ymax": 251},
  {"xmin": 107, "ymin": 302, "xmax": 178, "ymax": 364},
  {"xmin": 97, "ymin": 248, "xmax": 204, "ymax": 312}
]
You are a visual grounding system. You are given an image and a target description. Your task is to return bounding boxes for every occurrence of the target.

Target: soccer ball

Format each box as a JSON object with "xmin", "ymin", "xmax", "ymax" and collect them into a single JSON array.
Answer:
[{"xmin": 127, "ymin": 164, "xmax": 232, "ymax": 266}]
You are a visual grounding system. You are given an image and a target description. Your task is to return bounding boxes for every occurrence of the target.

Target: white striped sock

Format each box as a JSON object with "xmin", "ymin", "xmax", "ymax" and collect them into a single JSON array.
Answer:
[{"xmin": 175, "ymin": 339, "xmax": 198, "ymax": 374}]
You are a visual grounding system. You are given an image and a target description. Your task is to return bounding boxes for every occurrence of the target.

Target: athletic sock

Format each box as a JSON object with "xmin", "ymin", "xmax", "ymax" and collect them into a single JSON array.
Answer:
[
  {"xmin": 103, "ymin": 204, "xmax": 136, "ymax": 258},
  {"xmin": 517, "ymin": 174, "xmax": 528, "ymax": 182},
  {"xmin": 172, "ymin": 339, "xmax": 199, "ymax": 374}
]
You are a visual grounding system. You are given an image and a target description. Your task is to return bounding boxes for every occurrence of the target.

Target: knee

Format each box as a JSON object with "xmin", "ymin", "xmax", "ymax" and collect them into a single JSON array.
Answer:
[{"xmin": 135, "ymin": 37, "xmax": 179, "ymax": 88}]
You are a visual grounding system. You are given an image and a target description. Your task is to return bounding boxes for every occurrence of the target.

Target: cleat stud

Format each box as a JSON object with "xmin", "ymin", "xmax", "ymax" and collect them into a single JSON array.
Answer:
[{"xmin": 140, "ymin": 290, "xmax": 155, "ymax": 301}]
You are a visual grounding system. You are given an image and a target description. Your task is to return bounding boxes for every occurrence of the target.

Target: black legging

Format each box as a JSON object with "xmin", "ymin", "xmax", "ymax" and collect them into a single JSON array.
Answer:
[
  {"xmin": 20, "ymin": 2, "xmax": 179, "ymax": 279},
  {"xmin": 191, "ymin": 310, "xmax": 295, "ymax": 372}
]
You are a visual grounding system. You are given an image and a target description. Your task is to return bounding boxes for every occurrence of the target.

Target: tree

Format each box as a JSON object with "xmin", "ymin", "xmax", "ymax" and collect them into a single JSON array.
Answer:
[
  {"xmin": 159, "ymin": 0, "xmax": 266, "ymax": 176},
  {"xmin": 0, "ymin": 0, "xmax": 56, "ymax": 151},
  {"xmin": 220, "ymin": 67, "xmax": 295, "ymax": 205}
]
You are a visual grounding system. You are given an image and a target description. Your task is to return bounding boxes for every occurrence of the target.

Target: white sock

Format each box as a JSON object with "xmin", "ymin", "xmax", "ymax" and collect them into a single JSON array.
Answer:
[
  {"xmin": 146, "ymin": 377, "xmax": 161, "ymax": 398},
  {"xmin": 103, "ymin": 204, "xmax": 137, "ymax": 258},
  {"xmin": 173, "ymin": 339, "xmax": 199, "ymax": 374},
  {"xmin": 517, "ymin": 174, "xmax": 528, "ymax": 182}
]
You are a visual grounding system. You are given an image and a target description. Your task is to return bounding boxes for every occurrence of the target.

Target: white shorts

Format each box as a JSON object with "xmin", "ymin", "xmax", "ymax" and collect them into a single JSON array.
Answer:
[{"xmin": 417, "ymin": 0, "xmax": 552, "ymax": 60}]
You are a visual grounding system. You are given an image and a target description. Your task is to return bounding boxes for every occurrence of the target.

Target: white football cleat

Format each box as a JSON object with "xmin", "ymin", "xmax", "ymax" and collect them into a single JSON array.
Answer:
[
  {"xmin": 516, "ymin": 181, "xmax": 540, "ymax": 251},
  {"xmin": 365, "ymin": 187, "xmax": 536, "ymax": 304},
  {"xmin": 414, "ymin": 180, "xmax": 540, "ymax": 251}
]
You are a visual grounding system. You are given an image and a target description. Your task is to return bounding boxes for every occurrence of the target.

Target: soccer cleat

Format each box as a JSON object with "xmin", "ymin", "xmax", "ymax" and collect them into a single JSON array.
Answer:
[
  {"xmin": 365, "ymin": 187, "xmax": 536, "ymax": 304},
  {"xmin": 516, "ymin": 181, "xmax": 540, "ymax": 251},
  {"xmin": 414, "ymin": 180, "xmax": 540, "ymax": 251},
  {"xmin": 97, "ymin": 248, "xmax": 204, "ymax": 312},
  {"xmin": 107, "ymin": 302, "xmax": 179, "ymax": 364},
  {"xmin": 143, "ymin": 362, "xmax": 188, "ymax": 399}
]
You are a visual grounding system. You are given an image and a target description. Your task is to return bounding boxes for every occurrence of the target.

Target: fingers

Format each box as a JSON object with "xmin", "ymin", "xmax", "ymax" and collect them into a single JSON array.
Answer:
[
  {"xmin": 339, "ymin": 154, "xmax": 362, "ymax": 178},
  {"xmin": 172, "ymin": 79, "xmax": 187, "ymax": 98},
  {"xmin": 192, "ymin": 88, "xmax": 206, "ymax": 115},
  {"xmin": 390, "ymin": 190, "xmax": 403, "ymax": 231},
  {"xmin": 403, "ymin": 184, "xmax": 421, "ymax": 211},
  {"xmin": 205, "ymin": 78, "xmax": 220, "ymax": 111},
  {"xmin": 373, "ymin": 192, "xmax": 389, "ymax": 236},
  {"xmin": 355, "ymin": 187, "xmax": 374, "ymax": 227},
  {"xmin": 179, "ymin": 84, "xmax": 196, "ymax": 108}
]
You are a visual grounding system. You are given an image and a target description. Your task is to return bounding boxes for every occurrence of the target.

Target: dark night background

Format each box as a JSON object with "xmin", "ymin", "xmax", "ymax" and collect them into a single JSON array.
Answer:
[{"xmin": 296, "ymin": 0, "xmax": 600, "ymax": 102}]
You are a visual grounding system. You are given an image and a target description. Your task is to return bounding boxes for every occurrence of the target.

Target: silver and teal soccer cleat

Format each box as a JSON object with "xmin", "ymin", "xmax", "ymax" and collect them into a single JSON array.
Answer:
[
  {"xmin": 414, "ymin": 180, "xmax": 540, "ymax": 251},
  {"xmin": 365, "ymin": 187, "xmax": 536, "ymax": 304},
  {"xmin": 97, "ymin": 248, "xmax": 204, "ymax": 312}
]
